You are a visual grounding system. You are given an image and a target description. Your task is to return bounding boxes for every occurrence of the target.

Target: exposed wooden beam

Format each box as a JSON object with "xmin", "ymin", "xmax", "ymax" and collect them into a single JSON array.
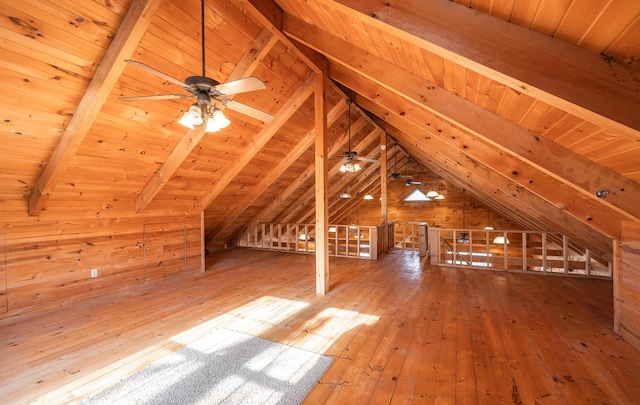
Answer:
[
  {"xmin": 346, "ymin": 74, "xmax": 628, "ymax": 240},
  {"xmin": 245, "ymin": 0, "xmax": 322, "ymax": 73},
  {"xmin": 271, "ymin": 116, "xmax": 369, "ymax": 224},
  {"xmin": 136, "ymin": 28, "xmax": 278, "ymax": 212},
  {"xmin": 27, "ymin": 0, "xmax": 163, "ymax": 216},
  {"xmin": 380, "ymin": 132, "xmax": 388, "ymax": 224},
  {"xmin": 287, "ymin": 126, "xmax": 380, "ymax": 224},
  {"xmin": 230, "ymin": 110, "xmax": 358, "ymax": 244},
  {"xmin": 366, "ymin": 106, "xmax": 614, "ymax": 260},
  {"xmin": 199, "ymin": 74, "xmax": 316, "ymax": 210},
  {"xmin": 284, "ymin": 16, "xmax": 640, "ymax": 223},
  {"xmin": 205, "ymin": 99, "xmax": 346, "ymax": 243},
  {"xmin": 308, "ymin": 0, "xmax": 640, "ymax": 140}
]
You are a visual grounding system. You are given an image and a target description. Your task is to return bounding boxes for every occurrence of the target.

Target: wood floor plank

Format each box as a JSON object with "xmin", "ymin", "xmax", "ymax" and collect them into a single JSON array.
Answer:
[{"xmin": 1, "ymin": 249, "xmax": 639, "ymax": 405}]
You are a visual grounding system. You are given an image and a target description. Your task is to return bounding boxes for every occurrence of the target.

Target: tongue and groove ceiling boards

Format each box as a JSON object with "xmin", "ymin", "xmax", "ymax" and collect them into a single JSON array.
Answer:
[
  {"xmin": 275, "ymin": 0, "xmax": 640, "ymax": 259},
  {"xmin": 1, "ymin": 0, "xmax": 638, "ymax": 259}
]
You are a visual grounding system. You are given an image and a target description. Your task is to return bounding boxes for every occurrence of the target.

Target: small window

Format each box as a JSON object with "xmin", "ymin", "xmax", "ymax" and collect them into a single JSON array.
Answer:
[{"xmin": 403, "ymin": 189, "xmax": 431, "ymax": 202}]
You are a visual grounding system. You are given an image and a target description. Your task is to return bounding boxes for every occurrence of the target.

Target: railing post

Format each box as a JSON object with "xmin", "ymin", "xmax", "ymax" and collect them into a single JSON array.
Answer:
[
  {"xmin": 522, "ymin": 232, "xmax": 527, "ymax": 271},
  {"xmin": 370, "ymin": 226, "xmax": 378, "ymax": 260},
  {"xmin": 485, "ymin": 231, "xmax": 490, "ymax": 267},
  {"xmin": 503, "ymin": 232, "xmax": 508, "ymax": 270},
  {"xmin": 563, "ymin": 235, "xmax": 569, "ymax": 274},
  {"xmin": 453, "ymin": 230, "xmax": 458, "ymax": 265},
  {"xmin": 469, "ymin": 230, "xmax": 473, "ymax": 263},
  {"xmin": 429, "ymin": 227, "xmax": 440, "ymax": 265},
  {"xmin": 542, "ymin": 232, "xmax": 547, "ymax": 272},
  {"xmin": 586, "ymin": 249, "xmax": 592, "ymax": 276},
  {"xmin": 418, "ymin": 224, "xmax": 428, "ymax": 257}
]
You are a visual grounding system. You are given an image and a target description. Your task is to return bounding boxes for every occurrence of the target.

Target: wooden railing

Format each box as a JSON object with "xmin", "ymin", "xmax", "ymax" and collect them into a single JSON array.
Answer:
[
  {"xmin": 394, "ymin": 222, "xmax": 420, "ymax": 250},
  {"xmin": 428, "ymin": 228, "xmax": 611, "ymax": 277},
  {"xmin": 237, "ymin": 223, "xmax": 395, "ymax": 260}
]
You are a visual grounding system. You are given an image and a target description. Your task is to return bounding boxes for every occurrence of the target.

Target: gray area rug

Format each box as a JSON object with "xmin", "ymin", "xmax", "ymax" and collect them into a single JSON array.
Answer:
[{"xmin": 82, "ymin": 328, "xmax": 332, "ymax": 405}]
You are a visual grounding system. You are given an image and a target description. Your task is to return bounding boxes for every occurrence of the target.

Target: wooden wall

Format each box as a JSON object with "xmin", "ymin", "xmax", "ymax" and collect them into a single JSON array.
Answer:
[
  {"xmin": 619, "ymin": 221, "xmax": 640, "ymax": 352},
  {"xmin": 1, "ymin": 213, "xmax": 203, "ymax": 318}
]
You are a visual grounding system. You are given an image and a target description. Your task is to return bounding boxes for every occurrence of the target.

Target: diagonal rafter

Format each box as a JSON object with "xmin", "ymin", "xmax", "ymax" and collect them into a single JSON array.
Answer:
[
  {"xmin": 293, "ymin": 127, "xmax": 381, "ymax": 224},
  {"xmin": 284, "ymin": 16, "xmax": 640, "ymax": 223},
  {"xmin": 306, "ymin": 0, "xmax": 640, "ymax": 140},
  {"xmin": 363, "ymin": 100, "xmax": 614, "ymax": 259},
  {"xmin": 28, "ymin": 0, "xmax": 164, "ymax": 216},
  {"xmin": 277, "ymin": 121, "xmax": 377, "ymax": 223},
  {"xmin": 285, "ymin": 19, "xmax": 640, "ymax": 239},
  {"xmin": 199, "ymin": 74, "xmax": 316, "ymax": 210},
  {"xmin": 229, "ymin": 114, "xmax": 370, "ymax": 244},
  {"xmin": 136, "ymin": 27, "xmax": 278, "ymax": 212},
  {"xmin": 353, "ymin": 87, "xmax": 626, "ymax": 239},
  {"xmin": 205, "ymin": 99, "xmax": 346, "ymax": 242}
]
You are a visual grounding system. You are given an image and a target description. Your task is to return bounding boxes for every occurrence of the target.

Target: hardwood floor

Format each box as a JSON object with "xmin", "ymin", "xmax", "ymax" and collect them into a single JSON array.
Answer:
[{"xmin": 1, "ymin": 249, "xmax": 639, "ymax": 404}]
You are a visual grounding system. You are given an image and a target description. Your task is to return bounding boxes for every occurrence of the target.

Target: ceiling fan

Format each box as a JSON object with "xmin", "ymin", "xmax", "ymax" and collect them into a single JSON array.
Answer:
[
  {"xmin": 389, "ymin": 144, "xmax": 419, "ymax": 184},
  {"xmin": 333, "ymin": 100, "xmax": 377, "ymax": 172},
  {"xmin": 119, "ymin": 0, "xmax": 273, "ymax": 132}
]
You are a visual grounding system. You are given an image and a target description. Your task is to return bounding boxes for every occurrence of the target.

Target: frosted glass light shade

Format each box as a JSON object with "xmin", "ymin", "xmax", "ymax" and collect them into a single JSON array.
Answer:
[
  {"xmin": 339, "ymin": 162, "xmax": 361, "ymax": 172},
  {"xmin": 178, "ymin": 104, "xmax": 203, "ymax": 129}
]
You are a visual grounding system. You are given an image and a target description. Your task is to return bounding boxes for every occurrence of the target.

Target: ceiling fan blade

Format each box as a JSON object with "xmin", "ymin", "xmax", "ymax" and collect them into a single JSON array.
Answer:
[
  {"xmin": 119, "ymin": 94, "xmax": 193, "ymax": 102},
  {"xmin": 125, "ymin": 60, "xmax": 195, "ymax": 93},
  {"xmin": 211, "ymin": 77, "xmax": 266, "ymax": 96},
  {"xmin": 224, "ymin": 99, "xmax": 274, "ymax": 123}
]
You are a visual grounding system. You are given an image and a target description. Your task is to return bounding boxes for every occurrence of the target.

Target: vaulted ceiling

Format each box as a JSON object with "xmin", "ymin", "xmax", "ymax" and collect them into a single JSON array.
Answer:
[{"xmin": 1, "ymin": 0, "xmax": 639, "ymax": 261}]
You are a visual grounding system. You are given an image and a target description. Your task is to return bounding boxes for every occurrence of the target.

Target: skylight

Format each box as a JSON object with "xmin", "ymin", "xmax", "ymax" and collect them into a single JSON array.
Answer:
[{"xmin": 403, "ymin": 189, "xmax": 431, "ymax": 202}]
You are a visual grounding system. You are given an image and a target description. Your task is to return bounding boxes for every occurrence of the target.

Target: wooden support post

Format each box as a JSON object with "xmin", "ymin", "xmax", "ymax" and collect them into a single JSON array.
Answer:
[
  {"xmin": 418, "ymin": 224, "xmax": 427, "ymax": 257},
  {"xmin": 380, "ymin": 133, "xmax": 388, "ymax": 224},
  {"xmin": 586, "ymin": 249, "xmax": 592, "ymax": 276},
  {"xmin": 429, "ymin": 227, "xmax": 440, "ymax": 265},
  {"xmin": 0, "ymin": 231, "xmax": 5, "ymax": 313},
  {"xmin": 314, "ymin": 72, "xmax": 329, "ymax": 294},
  {"xmin": 200, "ymin": 211, "xmax": 205, "ymax": 271},
  {"xmin": 613, "ymin": 239, "xmax": 621, "ymax": 334}
]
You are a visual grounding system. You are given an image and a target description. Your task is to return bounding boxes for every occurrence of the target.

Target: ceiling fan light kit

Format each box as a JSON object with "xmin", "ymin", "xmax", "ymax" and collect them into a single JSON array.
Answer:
[
  {"xmin": 178, "ymin": 104, "xmax": 204, "ymax": 128},
  {"xmin": 340, "ymin": 162, "xmax": 361, "ymax": 172},
  {"xmin": 120, "ymin": 0, "xmax": 272, "ymax": 131},
  {"xmin": 205, "ymin": 109, "xmax": 231, "ymax": 132},
  {"xmin": 332, "ymin": 99, "xmax": 377, "ymax": 171}
]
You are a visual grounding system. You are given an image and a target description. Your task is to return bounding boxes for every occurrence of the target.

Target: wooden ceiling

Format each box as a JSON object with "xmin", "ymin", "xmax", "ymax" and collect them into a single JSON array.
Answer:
[{"xmin": 1, "ymin": 0, "xmax": 639, "ymax": 260}]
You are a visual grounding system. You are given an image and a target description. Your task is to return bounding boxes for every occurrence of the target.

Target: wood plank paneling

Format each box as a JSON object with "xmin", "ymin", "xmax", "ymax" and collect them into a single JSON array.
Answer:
[{"xmin": 2, "ymin": 214, "xmax": 202, "ymax": 316}]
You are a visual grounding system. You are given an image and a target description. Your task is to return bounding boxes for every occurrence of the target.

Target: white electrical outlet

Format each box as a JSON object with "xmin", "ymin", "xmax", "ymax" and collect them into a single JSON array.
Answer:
[{"xmin": 90, "ymin": 269, "xmax": 98, "ymax": 278}]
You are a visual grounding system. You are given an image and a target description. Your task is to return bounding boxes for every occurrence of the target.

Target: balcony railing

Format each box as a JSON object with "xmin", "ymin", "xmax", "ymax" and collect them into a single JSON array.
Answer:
[
  {"xmin": 237, "ymin": 223, "xmax": 395, "ymax": 260},
  {"xmin": 428, "ymin": 228, "xmax": 611, "ymax": 277}
]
